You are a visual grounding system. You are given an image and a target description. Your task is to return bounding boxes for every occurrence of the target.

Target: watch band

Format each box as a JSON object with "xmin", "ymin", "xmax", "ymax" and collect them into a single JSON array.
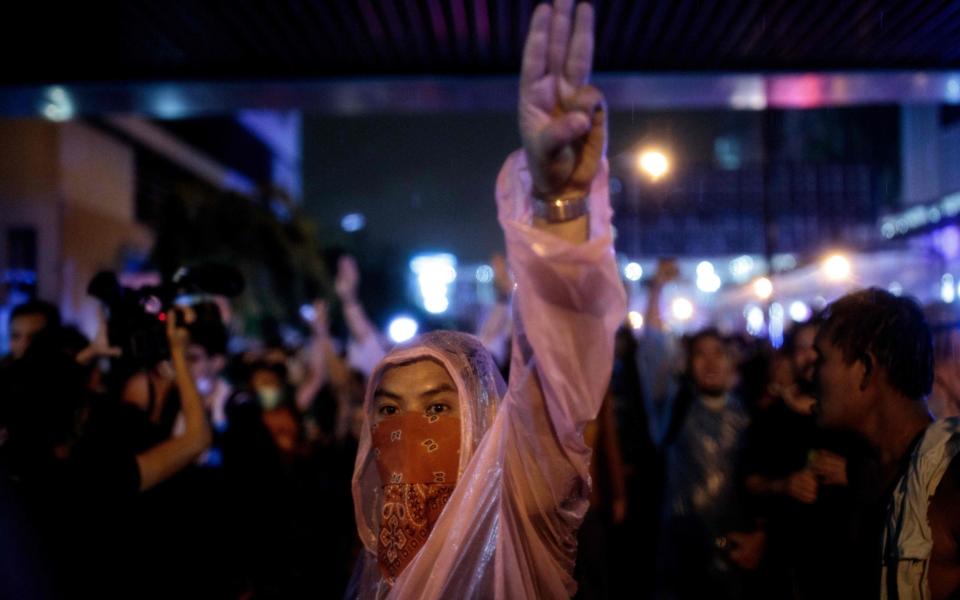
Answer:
[{"xmin": 532, "ymin": 191, "xmax": 588, "ymax": 223}]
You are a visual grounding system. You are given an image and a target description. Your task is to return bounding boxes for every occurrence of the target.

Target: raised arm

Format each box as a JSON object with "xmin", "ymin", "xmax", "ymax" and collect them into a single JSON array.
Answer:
[
  {"xmin": 499, "ymin": 0, "xmax": 625, "ymax": 428},
  {"xmin": 134, "ymin": 309, "xmax": 212, "ymax": 492},
  {"xmin": 335, "ymin": 255, "xmax": 380, "ymax": 346}
]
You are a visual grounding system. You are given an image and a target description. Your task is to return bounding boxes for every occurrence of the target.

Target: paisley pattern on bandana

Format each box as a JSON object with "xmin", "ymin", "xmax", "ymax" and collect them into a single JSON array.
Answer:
[
  {"xmin": 378, "ymin": 483, "xmax": 455, "ymax": 581},
  {"xmin": 371, "ymin": 412, "xmax": 461, "ymax": 581}
]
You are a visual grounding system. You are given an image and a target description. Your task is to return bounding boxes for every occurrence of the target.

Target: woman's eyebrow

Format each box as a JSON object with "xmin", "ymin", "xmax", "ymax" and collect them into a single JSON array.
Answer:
[
  {"xmin": 374, "ymin": 387, "xmax": 402, "ymax": 400},
  {"xmin": 420, "ymin": 383, "xmax": 457, "ymax": 397}
]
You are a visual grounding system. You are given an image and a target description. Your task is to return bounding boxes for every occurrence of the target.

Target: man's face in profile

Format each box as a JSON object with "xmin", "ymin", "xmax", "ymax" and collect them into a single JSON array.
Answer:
[{"xmin": 814, "ymin": 333, "xmax": 867, "ymax": 431}]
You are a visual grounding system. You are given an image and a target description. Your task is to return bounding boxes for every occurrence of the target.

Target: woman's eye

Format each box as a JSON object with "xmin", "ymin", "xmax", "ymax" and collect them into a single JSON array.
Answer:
[
  {"xmin": 378, "ymin": 405, "xmax": 398, "ymax": 416},
  {"xmin": 427, "ymin": 404, "xmax": 450, "ymax": 415}
]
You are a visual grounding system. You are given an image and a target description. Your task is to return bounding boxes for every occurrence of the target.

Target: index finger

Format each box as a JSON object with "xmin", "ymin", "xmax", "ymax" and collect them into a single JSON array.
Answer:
[{"xmin": 565, "ymin": 3, "xmax": 594, "ymax": 86}]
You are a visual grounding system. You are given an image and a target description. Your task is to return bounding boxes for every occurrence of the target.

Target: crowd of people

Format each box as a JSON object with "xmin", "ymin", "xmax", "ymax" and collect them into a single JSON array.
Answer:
[
  {"xmin": 4, "ymin": 256, "xmax": 960, "ymax": 599},
  {"xmin": 3, "ymin": 1, "xmax": 960, "ymax": 598}
]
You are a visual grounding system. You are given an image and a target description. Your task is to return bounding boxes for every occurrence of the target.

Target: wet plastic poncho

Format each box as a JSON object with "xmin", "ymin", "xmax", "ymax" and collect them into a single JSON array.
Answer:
[{"xmin": 350, "ymin": 150, "xmax": 626, "ymax": 599}]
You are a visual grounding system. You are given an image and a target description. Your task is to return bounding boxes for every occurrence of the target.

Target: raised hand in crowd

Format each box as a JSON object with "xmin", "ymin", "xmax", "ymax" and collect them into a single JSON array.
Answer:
[
  {"xmin": 519, "ymin": 0, "xmax": 604, "ymax": 243},
  {"xmin": 134, "ymin": 307, "xmax": 211, "ymax": 491}
]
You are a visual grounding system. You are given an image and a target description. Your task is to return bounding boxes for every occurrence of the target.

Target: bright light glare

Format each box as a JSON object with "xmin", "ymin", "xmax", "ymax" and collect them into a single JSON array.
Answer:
[
  {"xmin": 627, "ymin": 311, "xmax": 644, "ymax": 330},
  {"xmin": 753, "ymin": 277, "xmax": 773, "ymax": 300},
  {"xmin": 788, "ymin": 301, "xmax": 811, "ymax": 322},
  {"xmin": 623, "ymin": 261, "xmax": 643, "ymax": 282},
  {"xmin": 410, "ymin": 253, "xmax": 457, "ymax": 314},
  {"xmin": 41, "ymin": 86, "xmax": 74, "ymax": 122},
  {"xmin": 942, "ymin": 274, "xmax": 956, "ymax": 304},
  {"xmin": 769, "ymin": 303, "xmax": 785, "ymax": 348},
  {"xmin": 671, "ymin": 297, "xmax": 694, "ymax": 321},
  {"xmin": 823, "ymin": 254, "xmax": 851, "ymax": 281},
  {"xmin": 729, "ymin": 255, "xmax": 755, "ymax": 282},
  {"xmin": 637, "ymin": 149, "xmax": 670, "ymax": 180},
  {"xmin": 475, "ymin": 265, "xmax": 494, "ymax": 283},
  {"xmin": 696, "ymin": 271, "xmax": 722, "ymax": 293},
  {"xmin": 694, "ymin": 261, "xmax": 721, "ymax": 292},
  {"xmin": 340, "ymin": 212, "xmax": 366, "ymax": 232},
  {"xmin": 696, "ymin": 261, "xmax": 715, "ymax": 277},
  {"xmin": 387, "ymin": 316, "xmax": 419, "ymax": 344},
  {"xmin": 746, "ymin": 306, "xmax": 765, "ymax": 336}
]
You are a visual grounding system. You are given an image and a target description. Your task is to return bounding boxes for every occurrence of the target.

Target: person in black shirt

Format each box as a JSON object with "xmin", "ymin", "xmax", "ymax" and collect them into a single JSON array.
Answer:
[{"xmin": 0, "ymin": 310, "xmax": 211, "ymax": 598}]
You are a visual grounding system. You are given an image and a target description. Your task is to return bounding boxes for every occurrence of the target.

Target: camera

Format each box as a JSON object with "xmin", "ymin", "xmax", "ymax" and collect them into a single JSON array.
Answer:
[{"xmin": 87, "ymin": 264, "xmax": 244, "ymax": 369}]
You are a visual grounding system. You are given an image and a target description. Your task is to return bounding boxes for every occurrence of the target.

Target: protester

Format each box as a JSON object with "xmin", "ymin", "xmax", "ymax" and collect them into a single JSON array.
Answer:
[
  {"xmin": 347, "ymin": 2, "xmax": 625, "ymax": 596},
  {"xmin": 3, "ymin": 299, "xmax": 60, "ymax": 363},
  {"xmin": 815, "ymin": 289, "xmax": 960, "ymax": 599}
]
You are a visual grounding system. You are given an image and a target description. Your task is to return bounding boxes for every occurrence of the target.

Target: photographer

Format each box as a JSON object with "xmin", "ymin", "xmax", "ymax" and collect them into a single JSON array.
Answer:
[{"xmin": 0, "ymin": 307, "xmax": 211, "ymax": 596}]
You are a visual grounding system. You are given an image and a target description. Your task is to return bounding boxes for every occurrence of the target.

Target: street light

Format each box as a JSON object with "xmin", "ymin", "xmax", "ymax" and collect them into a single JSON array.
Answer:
[
  {"xmin": 671, "ymin": 297, "xmax": 694, "ymax": 321},
  {"xmin": 637, "ymin": 149, "xmax": 670, "ymax": 181},
  {"xmin": 823, "ymin": 253, "xmax": 851, "ymax": 282},
  {"xmin": 753, "ymin": 277, "xmax": 773, "ymax": 300}
]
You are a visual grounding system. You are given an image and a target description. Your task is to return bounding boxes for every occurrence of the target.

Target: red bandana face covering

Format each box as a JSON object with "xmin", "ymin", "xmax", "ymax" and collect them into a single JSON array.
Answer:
[{"xmin": 371, "ymin": 412, "xmax": 461, "ymax": 582}]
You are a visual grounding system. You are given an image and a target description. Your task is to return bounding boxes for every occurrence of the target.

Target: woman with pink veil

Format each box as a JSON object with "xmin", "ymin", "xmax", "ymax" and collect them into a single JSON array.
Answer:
[{"xmin": 349, "ymin": 1, "xmax": 626, "ymax": 597}]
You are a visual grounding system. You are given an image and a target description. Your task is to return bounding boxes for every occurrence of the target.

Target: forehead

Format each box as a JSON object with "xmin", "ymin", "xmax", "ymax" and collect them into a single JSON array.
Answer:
[
  {"xmin": 11, "ymin": 313, "xmax": 47, "ymax": 331},
  {"xmin": 692, "ymin": 335, "xmax": 726, "ymax": 355},
  {"xmin": 377, "ymin": 358, "xmax": 455, "ymax": 392},
  {"xmin": 795, "ymin": 325, "xmax": 817, "ymax": 345}
]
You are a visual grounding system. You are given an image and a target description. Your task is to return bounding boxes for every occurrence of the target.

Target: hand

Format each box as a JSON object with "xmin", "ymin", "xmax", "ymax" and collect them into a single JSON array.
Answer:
[
  {"xmin": 725, "ymin": 530, "xmax": 766, "ymax": 571},
  {"xmin": 652, "ymin": 258, "xmax": 679, "ymax": 288},
  {"xmin": 491, "ymin": 254, "xmax": 514, "ymax": 300},
  {"xmin": 76, "ymin": 310, "xmax": 122, "ymax": 364},
  {"xmin": 810, "ymin": 450, "xmax": 848, "ymax": 487},
  {"xmin": 335, "ymin": 255, "xmax": 360, "ymax": 302},
  {"xmin": 165, "ymin": 307, "xmax": 194, "ymax": 357},
  {"xmin": 784, "ymin": 469, "xmax": 819, "ymax": 504},
  {"xmin": 305, "ymin": 299, "xmax": 331, "ymax": 337},
  {"xmin": 519, "ymin": 0, "xmax": 605, "ymax": 200}
]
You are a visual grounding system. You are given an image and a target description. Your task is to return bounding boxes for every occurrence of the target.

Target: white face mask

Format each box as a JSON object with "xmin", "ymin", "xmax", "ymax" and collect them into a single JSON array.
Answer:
[{"xmin": 256, "ymin": 386, "xmax": 283, "ymax": 411}]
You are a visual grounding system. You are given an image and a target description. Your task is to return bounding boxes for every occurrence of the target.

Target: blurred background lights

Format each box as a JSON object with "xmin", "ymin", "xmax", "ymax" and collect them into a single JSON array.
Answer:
[
  {"xmin": 941, "ymin": 274, "xmax": 955, "ymax": 303},
  {"xmin": 788, "ymin": 300, "xmax": 811, "ymax": 322},
  {"xmin": 410, "ymin": 253, "xmax": 457, "ymax": 315},
  {"xmin": 695, "ymin": 261, "xmax": 722, "ymax": 293},
  {"xmin": 387, "ymin": 316, "xmax": 418, "ymax": 344},
  {"xmin": 627, "ymin": 310, "xmax": 644, "ymax": 330},
  {"xmin": 41, "ymin": 86, "xmax": 74, "ymax": 122},
  {"xmin": 475, "ymin": 265, "xmax": 494, "ymax": 283},
  {"xmin": 729, "ymin": 255, "xmax": 755, "ymax": 282},
  {"xmin": 823, "ymin": 253, "xmax": 851, "ymax": 281},
  {"xmin": 671, "ymin": 297, "xmax": 694, "ymax": 321},
  {"xmin": 637, "ymin": 149, "xmax": 670, "ymax": 180},
  {"xmin": 746, "ymin": 306, "xmax": 765, "ymax": 336},
  {"xmin": 888, "ymin": 281, "xmax": 903, "ymax": 296},
  {"xmin": 769, "ymin": 302, "xmax": 785, "ymax": 348},
  {"xmin": 753, "ymin": 276, "xmax": 773, "ymax": 300},
  {"xmin": 340, "ymin": 212, "xmax": 366, "ymax": 232},
  {"xmin": 623, "ymin": 261, "xmax": 643, "ymax": 282}
]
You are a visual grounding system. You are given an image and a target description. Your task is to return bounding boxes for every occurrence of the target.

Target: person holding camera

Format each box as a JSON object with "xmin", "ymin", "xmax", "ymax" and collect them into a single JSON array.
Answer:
[{"xmin": 0, "ymin": 305, "xmax": 212, "ymax": 596}]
